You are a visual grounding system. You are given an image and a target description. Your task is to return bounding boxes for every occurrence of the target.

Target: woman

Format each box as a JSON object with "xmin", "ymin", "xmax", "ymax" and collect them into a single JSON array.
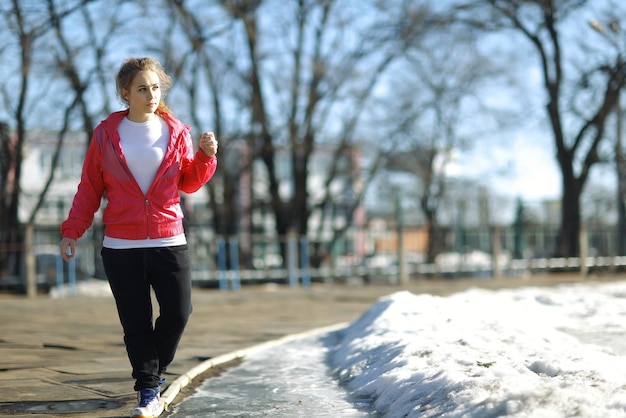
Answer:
[{"xmin": 59, "ymin": 57, "xmax": 218, "ymax": 418}]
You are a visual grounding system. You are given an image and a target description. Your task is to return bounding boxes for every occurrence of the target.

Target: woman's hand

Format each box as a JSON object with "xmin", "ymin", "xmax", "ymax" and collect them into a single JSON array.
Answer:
[
  {"xmin": 59, "ymin": 237, "xmax": 76, "ymax": 262},
  {"xmin": 199, "ymin": 132, "xmax": 218, "ymax": 157}
]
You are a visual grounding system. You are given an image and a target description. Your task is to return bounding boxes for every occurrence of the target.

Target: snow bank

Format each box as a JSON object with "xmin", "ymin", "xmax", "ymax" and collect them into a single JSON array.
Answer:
[{"xmin": 329, "ymin": 283, "xmax": 626, "ymax": 417}]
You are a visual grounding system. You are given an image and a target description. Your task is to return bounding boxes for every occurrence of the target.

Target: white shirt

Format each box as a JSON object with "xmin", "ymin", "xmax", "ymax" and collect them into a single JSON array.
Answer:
[
  {"xmin": 103, "ymin": 115, "xmax": 186, "ymax": 249},
  {"xmin": 118, "ymin": 116, "xmax": 169, "ymax": 195}
]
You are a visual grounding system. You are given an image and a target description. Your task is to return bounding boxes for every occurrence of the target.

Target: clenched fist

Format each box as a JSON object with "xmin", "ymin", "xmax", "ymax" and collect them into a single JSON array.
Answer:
[{"xmin": 199, "ymin": 132, "xmax": 218, "ymax": 157}]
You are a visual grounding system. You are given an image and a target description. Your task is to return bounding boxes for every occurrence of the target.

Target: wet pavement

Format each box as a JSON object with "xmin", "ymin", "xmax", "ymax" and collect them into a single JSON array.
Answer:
[
  {"xmin": 166, "ymin": 331, "xmax": 369, "ymax": 417},
  {"xmin": 0, "ymin": 273, "xmax": 617, "ymax": 418}
]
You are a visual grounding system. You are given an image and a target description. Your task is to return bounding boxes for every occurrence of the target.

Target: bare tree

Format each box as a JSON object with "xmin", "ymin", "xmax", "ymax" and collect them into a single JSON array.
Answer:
[
  {"xmin": 29, "ymin": 0, "xmax": 127, "ymax": 223},
  {"xmin": 454, "ymin": 0, "xmax": 624, "ymax": 257},
  {"xmin": 0, "ymin": 0, "xmax": 60, "ymax": 293},
  {"xmin": 381, "ymin": 17, "xmax": 496, "ymax": 261},
  {"xmin": 0, "ymin": 0, "xmax": 135, "ymax": 293},
  {"xmin": 162, "ymin": 0, "xmax": 244, "ymax": 240},
  {"xmin": 27, "ymin": 0, "xmax": 135, "ymax": 287},
  {"xmin": 217, "ymin": 0, "xmax": 408, "ymax": 265},
  {"xmin": 586, "ymin": 3, "xmax": 626, "ymax": 255}
]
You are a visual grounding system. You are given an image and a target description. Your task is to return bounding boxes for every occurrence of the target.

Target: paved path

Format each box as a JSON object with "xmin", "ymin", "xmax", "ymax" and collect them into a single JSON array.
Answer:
[{"xmin": 0, "ymin": 273, "xmax": 620, "ymax": 417}]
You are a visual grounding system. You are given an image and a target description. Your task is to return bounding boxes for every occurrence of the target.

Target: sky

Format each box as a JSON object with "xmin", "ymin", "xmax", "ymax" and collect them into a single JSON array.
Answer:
[
  {"xmin": 160, "ymin": 279, "xmax": 626, "ymax": 417},
  {"xmin": 462, "ymin": 121, "xmax": 619, "ymax": 205},
  {"xmin": 500, "ymin": 133, "xmax": 561, "ymax": 200},
  {"xmin": 452, "ymin": 130, "xmax": 563, "ymax": 202}
]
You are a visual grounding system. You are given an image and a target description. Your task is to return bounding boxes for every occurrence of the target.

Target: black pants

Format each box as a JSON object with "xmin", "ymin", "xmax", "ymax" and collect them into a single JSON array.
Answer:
[{"xmin": 101, "ymin": 245, "xmax": 192, "ymax": 391}]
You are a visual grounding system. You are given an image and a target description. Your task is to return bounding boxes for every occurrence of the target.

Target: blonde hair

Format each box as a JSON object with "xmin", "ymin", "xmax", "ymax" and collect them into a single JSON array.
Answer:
[{"xmin": 116, "ymin": 57, "xmax": 174, "ymax": 116}]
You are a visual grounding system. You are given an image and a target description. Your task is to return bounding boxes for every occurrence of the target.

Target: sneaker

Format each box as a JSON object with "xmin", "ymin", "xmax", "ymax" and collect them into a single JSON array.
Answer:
[
  {"xmin": 130, "ymin": 388, "xmax": 162, "ymax": 418},
  {"xmin": 157, "ymin": 377, "xmax": 166, "ymax": 392}
]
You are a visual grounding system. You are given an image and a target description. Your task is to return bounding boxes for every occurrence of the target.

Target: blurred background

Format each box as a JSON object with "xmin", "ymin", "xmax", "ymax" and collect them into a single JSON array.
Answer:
[{"xmin": 1, "ymin": 0, "xmax": 625, "ymax": 295}]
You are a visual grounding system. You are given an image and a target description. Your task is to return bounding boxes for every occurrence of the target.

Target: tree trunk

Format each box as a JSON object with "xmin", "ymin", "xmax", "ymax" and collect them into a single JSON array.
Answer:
[{"xmin": 558, "ymin": 176, "xmax": 582, "ymax": 257}]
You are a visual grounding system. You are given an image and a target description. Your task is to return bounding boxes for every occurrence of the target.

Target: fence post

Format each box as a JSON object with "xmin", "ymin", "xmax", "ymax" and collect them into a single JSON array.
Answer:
[
  {"xmin": 25, "ymin": 223, "xmax": 37, "ymax": 298},
  {"xmin": 287, "ymin": 232, "xmax": 298, "ymax": 287},
  {"xmin": 329, "ymin": 240, "xmax": 339, "ymax": 284},
  {"xmin": 55, "ymin": 254, "xmax": 77, "ymax": 297},
  {"xmin": 580, "ymin": 225, "xmax": 588, "ymax": 278},
  {"xmin": 300, "ymin": 237, "xmax": 311, "ymax": 288},
  {"xmin": 56, "ymin": 255, "xmax": 64, "ymax": 297},
  {"xmin": 68, "ymin": 257, "xmax": 76, "ymax": 296},
  {"xmin": 216, "ymin": 237, "xmax": 228, "ymax": 290},
  {"xmin": 229, "ymin": 237, "xmax": 241, "ymax": 291},
  {"xmin": 396, "ymin": 196, "xmax": 408, "ymax": 285},
  {"xmin": 492, "ymin": 226, "xmax": 502, "ymax": 279}
]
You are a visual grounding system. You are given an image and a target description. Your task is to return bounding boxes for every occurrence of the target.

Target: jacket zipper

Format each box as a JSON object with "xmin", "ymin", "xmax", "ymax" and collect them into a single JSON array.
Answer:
[{"xmin": 145, "ymin": 199, "xmax": 150, "ymax": 239}]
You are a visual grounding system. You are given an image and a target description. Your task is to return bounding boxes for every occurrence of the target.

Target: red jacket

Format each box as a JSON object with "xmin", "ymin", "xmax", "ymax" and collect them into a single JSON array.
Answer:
[{"xmin": 61, "ymin": 110, "xmax": 217, "ymax": 241}]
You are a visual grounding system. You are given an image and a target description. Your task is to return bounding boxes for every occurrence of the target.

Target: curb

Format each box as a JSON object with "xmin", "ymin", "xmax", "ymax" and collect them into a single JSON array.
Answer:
[{"xmin": 159, "ymin": 321, "xmax": 349, "ymax": 415}]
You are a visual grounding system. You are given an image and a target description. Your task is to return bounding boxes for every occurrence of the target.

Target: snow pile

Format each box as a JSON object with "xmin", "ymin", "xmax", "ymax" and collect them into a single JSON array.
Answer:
[
  {"xmin": 49, "ymin": 279, "xmax": 112, "ymax": 298},
  {"xmin": 329, "ymin": 283, "xmax": 626, "ymax": 417}
]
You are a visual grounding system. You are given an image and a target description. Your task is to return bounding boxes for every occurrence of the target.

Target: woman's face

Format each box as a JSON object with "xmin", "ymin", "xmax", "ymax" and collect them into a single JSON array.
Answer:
[{"xmin": 123, "ymin": 70, "xmax": 161, "ymax": 122}]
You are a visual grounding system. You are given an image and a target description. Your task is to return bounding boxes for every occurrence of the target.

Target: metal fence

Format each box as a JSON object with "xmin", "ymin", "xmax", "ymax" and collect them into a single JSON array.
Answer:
[{"xmin": 1, "ymin": 222, "xmax": 624, "ymax": 294}]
